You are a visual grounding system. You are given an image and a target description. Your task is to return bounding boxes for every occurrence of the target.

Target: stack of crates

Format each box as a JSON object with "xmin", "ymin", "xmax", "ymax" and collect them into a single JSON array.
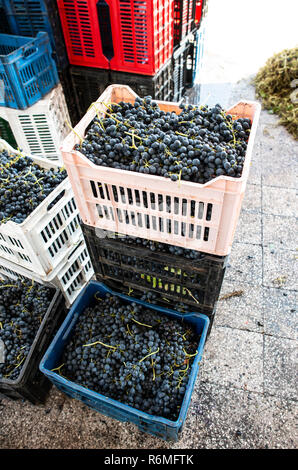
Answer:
[
  {"xmin": 36, "ymin": 82, "xmax": 260, "ymax": 440},
  {"xmin": 0, "ymin": 0, "xmax": 80, "ymax": 160},
  {"xmin": 60, "ymin": 83, "xmax": 261, "ymax": 335},
  {"xmin": 0, "ymin": 0, "xmax": 213, "ymax": 433},
  {"xmin": 55, "ymin": 0, "xmax": 207, "ymax": 120},
  {"xmin": 0, "ymin": 1, "xmax": 208, "ymax": 148},
  {"xmin": 0, "ymin": 3, "xmax": 95, "ymax": 309},
  {"xmin": 0, "ymin": 139, "xmax": 94, "ymax": 307}
]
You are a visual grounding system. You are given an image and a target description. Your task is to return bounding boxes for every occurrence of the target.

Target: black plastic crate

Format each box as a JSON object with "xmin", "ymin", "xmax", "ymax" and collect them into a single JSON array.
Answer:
[
  {"xmin": 69, "ymin": 58, "xmax": 176, "ymax": 122},
  {"xmin": 69, "ymin": 65, "xmax": 111, "ymax": 121},
  {"xmin": 172, "ymin": 32, "xmax": 196, "ymax": 102},
  {"xmin": 58, "ymin": 66, "xmax": 81, "ymax": 127},
  {"xmin": 1, "ymin": 0, "xmax": 68, "ymax": 71},
  {"xmin": 0, "ymin": 284, "xmax": 67, "ymax": 404},
  {"xmin": 0, "ymin": 1, "xmax": 11, "ymax": 33},
  {"xmin": 110, "ymin": 58, "xmax": 174, "ymax": 102},
  {"xmin": 81, "ymin": 224, "xmax": 228, "ymax": 318}
]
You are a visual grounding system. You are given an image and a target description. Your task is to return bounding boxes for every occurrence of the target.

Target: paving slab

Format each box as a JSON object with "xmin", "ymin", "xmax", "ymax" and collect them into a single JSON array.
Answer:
[
  {"xmin": 263, "ymin": 247, "xmax": 298, "ymax": 291},
  {"xmin": 263, "ymin": 214, "xmax": 297, "ymax": 252},
  {"xmin": 193, "ymin": 381, "xmax": 298, "ymax": 449},
  {"xmin": 262, "ymin": 287, "xmax": 297, "ymax": 340},
  {"xmin": 241, "ymin": 183, "xmax": 262, "ymax": 212},
  {"xmin": 234, "ymin": 210, "xmax": 262, "ymax": 245},
  {"xmin": 225, "ymin": 242, "xmax": 263, "ymax": 286},
  {"xmin": 215, "ymin": 279, "xmax": 264, "ymax": 333},
  {"xmin": 199, "ymin": 326, "xmax": 264, "ymax": 394},
  {"xmin": 262, "ymin": 186, "xmax": 297, "ymax": 217},
  {"xmin": 264, "ymin": 335, "xmax": 297, "ymax": 401}
]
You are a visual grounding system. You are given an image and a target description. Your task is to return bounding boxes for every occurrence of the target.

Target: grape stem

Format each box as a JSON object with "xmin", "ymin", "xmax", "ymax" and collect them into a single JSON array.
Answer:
[{"xmin": 139, "ymin": 347, "xmax": 159, "ymax": 363}]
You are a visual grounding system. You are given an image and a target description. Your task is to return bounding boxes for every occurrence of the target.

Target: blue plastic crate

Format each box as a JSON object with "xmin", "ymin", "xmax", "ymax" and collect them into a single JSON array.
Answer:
[
  {"xmin": 192, "ymin": 23, "xmax": 205, "ymax": 85},
  {"xmin": 39, "ymin": 280, "xmax": 210, "ymax": 442},
  {"xmin": 3, "ymin": 0, "xmax": 50, "ymax": 37},
  {"xmin": 2, "ymin": 0, "xmax": 68, "ymax": 71},
  {"xmin": 0, "ymin": 31, "xmax": 59, "ymax": 109}
]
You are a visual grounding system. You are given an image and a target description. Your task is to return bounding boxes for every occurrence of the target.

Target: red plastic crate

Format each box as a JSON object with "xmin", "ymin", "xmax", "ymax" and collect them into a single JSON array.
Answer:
[
  {"xmin": 57, "ymin": 0, "xmax": 174, "ymax": 76},
  {"xmin": 195, "ymin": 0, "xmax": 205, "ymax": 27},
  {"xmin": 173, "ymin": 0, "xmax": 195, "ymax": 46}
]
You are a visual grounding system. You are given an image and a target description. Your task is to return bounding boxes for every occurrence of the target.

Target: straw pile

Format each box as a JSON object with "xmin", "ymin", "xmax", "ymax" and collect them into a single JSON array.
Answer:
[{"xmin": 254, "ymin": 47, "xmax": 298, "ymax": 139}]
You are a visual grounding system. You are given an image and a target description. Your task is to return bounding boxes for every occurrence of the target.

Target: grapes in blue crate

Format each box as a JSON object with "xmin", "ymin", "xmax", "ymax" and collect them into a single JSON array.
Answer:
[{"xmin": 56, "ymin": 293, "xmax": 199, "ymax": 420}]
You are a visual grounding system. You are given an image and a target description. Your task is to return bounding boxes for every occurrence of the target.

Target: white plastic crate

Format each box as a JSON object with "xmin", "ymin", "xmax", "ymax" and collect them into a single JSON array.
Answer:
[
  {"xmin": 0, "ymin": 83, "xmax": 70, "ymax": 163},
  {"xmin": 0, "ymin": 139, "xmax": 85, "ymax": 278},
  {"xmin": 0, "ymin": 236, "xmax": 94, "ymax": 307},
  {"xmin": 61, "ymin": 84, "xmax": 261, "ymax": 256}
]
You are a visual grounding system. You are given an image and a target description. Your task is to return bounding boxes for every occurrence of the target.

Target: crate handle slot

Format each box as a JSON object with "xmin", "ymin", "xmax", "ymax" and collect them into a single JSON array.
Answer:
[
  {"xmin": 22, "ymin": 45, "xmax": 39, "ymax": 59},
  {"xmin": 96, "ymin": 0, "xmax": 114, "ymax": 61},
  {"xmin": 47, "ymin": 190, "xmax": 66, "ymax": 212}
]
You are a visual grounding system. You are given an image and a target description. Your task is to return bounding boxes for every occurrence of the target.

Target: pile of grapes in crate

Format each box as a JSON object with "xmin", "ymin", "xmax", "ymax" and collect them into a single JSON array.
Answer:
[
  {"xmin": 56, "ymin": 292, "xmax": 200, "ymax": 420},
  {"xmin": 0, "ymin": 147, "xmax": 67, "ymax": 225},
  {"xmin": 77, "ymin": 95, "xmax": 252, "ymax": 184},
  {"xmin": 0, "ymin": 279, "xmax": 56, "ymax": 381}
]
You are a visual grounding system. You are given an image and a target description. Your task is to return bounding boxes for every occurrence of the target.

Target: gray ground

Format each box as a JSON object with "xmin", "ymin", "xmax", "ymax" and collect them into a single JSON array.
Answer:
[{"xmin": 0, "ymin": 78, "xmax": 297, "ymax": 450}]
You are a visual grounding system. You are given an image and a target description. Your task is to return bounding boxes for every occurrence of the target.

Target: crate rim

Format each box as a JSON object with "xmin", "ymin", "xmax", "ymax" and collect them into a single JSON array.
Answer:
[
  {"xmin": 0, "ymin": 31, "xmax": 50, "ymax": 62},
  {"xmin": 39, "ymin": 279, "xmax": 210, "ymax": 430},
  {"xmin": 0, "ymin": 232, "xmax": 89, "ymax": 283}
]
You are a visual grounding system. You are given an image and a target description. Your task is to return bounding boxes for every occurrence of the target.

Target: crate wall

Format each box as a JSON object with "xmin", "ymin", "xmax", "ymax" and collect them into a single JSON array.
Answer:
[
  {"xmin": 0, "ymin": 1, "xmax": 11, "ymax": 33},
  {"xmin": 69, "ymin": 66, "xmax": 110, "ymax": 120},
  {"xmin": 69, "ymin": 59, "xmax": 175, "ymax": 121},
  {"xmin": 0, "ymin": 115, "xmax": 17, "ymax": 146},
  {"xmin": 0, "ymin": 237, "xmax": 94, "ymax": 307},
  {"xmin": 110, "ymin": 59, "xmax": 174, "ymax": 102},
  {"xmin": 195, "ymin": 0, "xmax": 208, "ymax": 27},
  {"xmin": 192, "ymin": 21, "xmax": 206, "ymax": 83},
  {"xmin": 173, "ymin": 0, "xmax": 195, "ymax": 46}
]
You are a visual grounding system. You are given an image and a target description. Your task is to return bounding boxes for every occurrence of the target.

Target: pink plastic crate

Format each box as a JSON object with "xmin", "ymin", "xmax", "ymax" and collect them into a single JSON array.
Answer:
[{"xmin": 60, "ymin": 85, "xmax": 261, "ymax": 256}]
